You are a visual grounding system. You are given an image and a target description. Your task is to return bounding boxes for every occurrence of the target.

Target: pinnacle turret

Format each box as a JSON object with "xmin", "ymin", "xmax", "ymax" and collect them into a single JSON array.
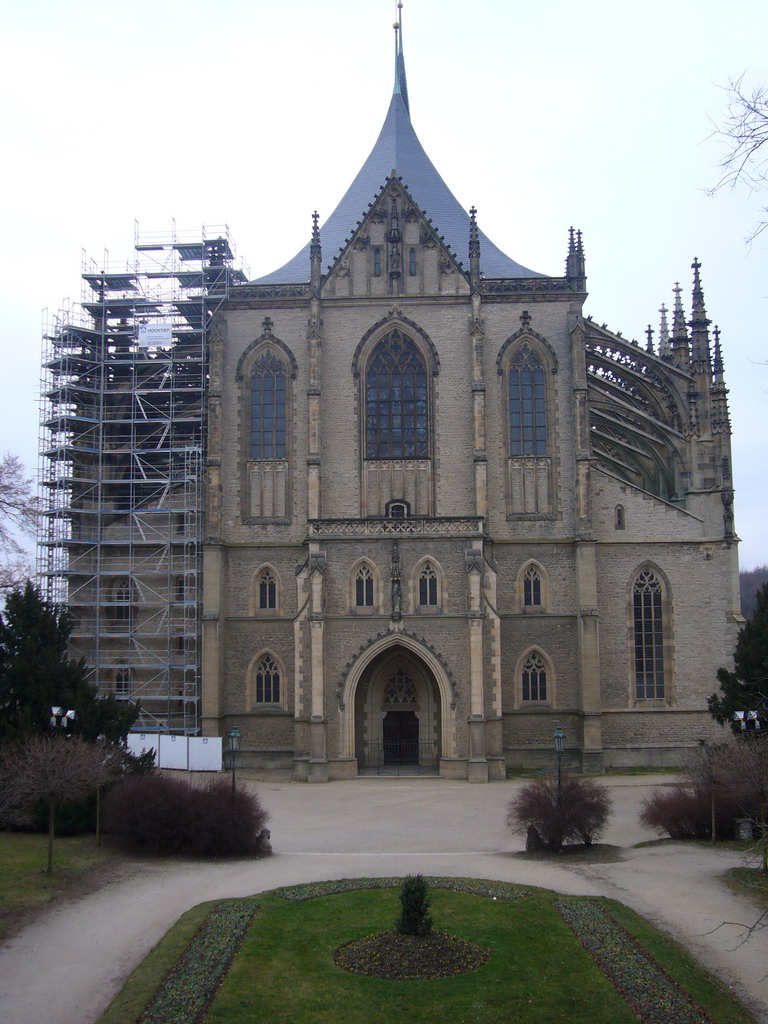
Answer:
[
  {"xmin": 658, "ymin": 303, "xmax": 671, "ymax": 360},
  {"xmin": 689, "ymin": 258, "xmax": 712, "ymax": 380},
  {"xmin": 671, "ymin": 283, "xmax": 690, "ymax": 370},
  {"xmin": 565, "ymin": 227, "xmax": 586, "ymax": 286}
]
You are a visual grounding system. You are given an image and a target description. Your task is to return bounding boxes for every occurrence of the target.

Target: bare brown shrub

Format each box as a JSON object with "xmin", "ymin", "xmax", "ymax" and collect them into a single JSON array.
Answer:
[
  {"xmin": 507, "ymin": 775, "xmax": 612, "ymax": 851},
  {"xmin": 102, "ymin": 773, "xmax": 269, "ymax": 857}
]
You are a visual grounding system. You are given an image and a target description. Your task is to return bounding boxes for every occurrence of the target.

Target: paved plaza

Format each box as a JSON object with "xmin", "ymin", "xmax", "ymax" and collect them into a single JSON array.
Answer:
[{"xmin": 0, "ymin": 773, "xmax": 767, "ymax": 1023}]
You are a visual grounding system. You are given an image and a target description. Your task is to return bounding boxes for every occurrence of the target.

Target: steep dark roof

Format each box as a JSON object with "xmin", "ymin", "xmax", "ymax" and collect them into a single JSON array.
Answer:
[{"xmin": 254, "ymin": 24, "xmax": 542, "ymax": 284}]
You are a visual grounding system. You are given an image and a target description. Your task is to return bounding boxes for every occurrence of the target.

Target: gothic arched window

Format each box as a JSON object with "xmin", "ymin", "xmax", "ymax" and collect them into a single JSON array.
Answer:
[
  {"xmin": 521, "ymin": 651, "xmax": 548, "ymax": 702},
  {"xmin": 418, "ymin": 562, "xmax": 438, "ymax": 607},
  {"xmin": 258, "ymin": 569, "xmax": 277, "ymax": 610},
  {"xmin": 355, "ymin": 564, "xmax": 374, "ymax": 608},
  {"xmin": 250, "ymin": 351, "xmax": 286, "ymax": 460},
  {"xmin": 508, "ymin": 343, "xmax": 548, "ymax": 456},
  {"xmin": 366, "ymin": 330, "xmax": 429, "ymax": 460},
  {"xmin": 115, "ymin": 667, "xmax": 132, "ymax": 698},
  {"xmin": 523, "ymin": 565, "xmax": 541, "ymax": 607},
  {"xmin": 633, "ymin": 570, "xmax": 666, "ymax": 700},
  {"xmin": 254, "ymin": 654, "xmax": 281, "ymax": 705}
]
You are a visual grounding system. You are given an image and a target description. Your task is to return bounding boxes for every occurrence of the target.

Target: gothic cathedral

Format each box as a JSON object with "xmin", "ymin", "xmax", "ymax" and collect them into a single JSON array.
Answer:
[{"xmin": 198, "ymin": 14, "xmax": 741, "ymax": 780}]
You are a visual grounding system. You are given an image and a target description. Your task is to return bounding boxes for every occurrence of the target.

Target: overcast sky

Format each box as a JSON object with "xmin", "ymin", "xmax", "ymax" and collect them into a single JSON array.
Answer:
[{"xmin": 1, "ymin": 0, "xmax": 765, "ymax": 568}]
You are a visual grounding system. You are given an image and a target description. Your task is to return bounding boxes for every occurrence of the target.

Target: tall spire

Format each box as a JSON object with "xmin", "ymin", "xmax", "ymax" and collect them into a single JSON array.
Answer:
[
  {"xmin": 254, "ymin": 5, "xmax": 542, "ymax": 284},
  {"xmin": 393, "ymin": 2, "xmax": 410, "ymax": 116}
]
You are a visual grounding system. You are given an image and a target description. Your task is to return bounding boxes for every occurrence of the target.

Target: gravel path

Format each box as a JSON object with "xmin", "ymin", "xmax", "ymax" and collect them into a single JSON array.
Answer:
[{"xmin": 0, "ymin": 773, "xmax": 766, "ymax": 1024}]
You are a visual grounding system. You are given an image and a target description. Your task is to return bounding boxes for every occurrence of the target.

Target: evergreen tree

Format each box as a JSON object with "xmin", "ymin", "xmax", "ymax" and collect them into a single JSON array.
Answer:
[
  {"xmin": 709, "ymin": 582, "xmax": 768, "ymax": 726},
  {"xmin": 0, "ymin": 582, "xmax": 137, "ymax": 743},
  {"xmin": 395, "ymin": 874, "xmax": 433, "ymax": 936}
]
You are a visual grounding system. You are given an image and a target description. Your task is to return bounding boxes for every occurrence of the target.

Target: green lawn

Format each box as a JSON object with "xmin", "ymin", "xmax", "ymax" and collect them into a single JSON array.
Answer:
[
  {"xmin": 0, "ymin": 832, "xmax": 112, "ymax": 941},
  {"xmin": 100, "ymin": 881, "xmax": 756, "ymax": 1024}
]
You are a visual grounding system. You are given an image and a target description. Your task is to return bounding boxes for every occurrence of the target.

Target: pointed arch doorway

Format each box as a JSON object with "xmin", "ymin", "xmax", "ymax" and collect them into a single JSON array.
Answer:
[{"xmin": 354, "ymin": 645, "xmax": 441, "ymax": 776}]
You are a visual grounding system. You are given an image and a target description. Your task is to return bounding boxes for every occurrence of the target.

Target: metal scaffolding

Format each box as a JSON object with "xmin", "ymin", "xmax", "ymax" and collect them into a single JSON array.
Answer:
[{"xmin": 38, "ymin": 225, "xmax": 248, "ymax": 734}]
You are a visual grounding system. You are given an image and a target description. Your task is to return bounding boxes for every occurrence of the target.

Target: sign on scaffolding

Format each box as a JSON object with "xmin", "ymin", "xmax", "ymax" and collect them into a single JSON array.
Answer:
[{"xmin": 138, "ymin": 323, "xmax": 173, "ymax": 347}]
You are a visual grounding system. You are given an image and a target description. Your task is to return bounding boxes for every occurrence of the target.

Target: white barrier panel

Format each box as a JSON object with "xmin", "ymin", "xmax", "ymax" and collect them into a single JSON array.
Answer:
[
  {"xmin": 127, "ymin": 733, "xmax": 160, "ymax": 763},
  {"xmin": 158, "ymin": 733, "xmax": 189, "ymax": 770},
  {"xmin": 188, "ymin": 736, "xmax": 222, "ymax": 772}
]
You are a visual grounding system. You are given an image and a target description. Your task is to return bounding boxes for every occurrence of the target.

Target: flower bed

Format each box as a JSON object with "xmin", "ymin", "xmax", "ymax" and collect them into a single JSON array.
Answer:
[
  {"xmin": 137, "ymin": 901, "xmax": 258, "ymax": 1024},
  {"xmin": 555, "ymin": 899, "xmax": 710, "ymax": 1024},
  {"xmin": 276, "ymin": 876, "xmax": 529, "ymax": 902}
]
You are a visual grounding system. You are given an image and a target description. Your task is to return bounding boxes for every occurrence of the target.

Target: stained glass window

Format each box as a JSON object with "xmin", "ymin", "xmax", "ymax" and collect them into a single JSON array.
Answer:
[
  {"xmin": 251, "ymin": 352, "xmax": 286, "ymax": 459},
  {"xmin": 633, "ymin": 570, "xmax": 665, "ymax": 699},
  {"xmin": 508, "ymin": 343, "xmax": 547, "ymax": 456},
  {"xmin": 366, "ymin": 330, "xmax": 428, "ymax": 459}
]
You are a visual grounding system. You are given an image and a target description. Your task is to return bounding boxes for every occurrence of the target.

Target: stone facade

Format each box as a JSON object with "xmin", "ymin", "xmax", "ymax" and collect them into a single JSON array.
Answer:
[{"xmin": 199, "ymin": 28, "xmax": 741, "ymax": 781}]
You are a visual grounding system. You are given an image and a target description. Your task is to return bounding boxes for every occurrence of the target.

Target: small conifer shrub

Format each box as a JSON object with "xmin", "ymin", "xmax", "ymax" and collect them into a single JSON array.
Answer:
[{"xmin": 395, "ymin": 873, "xmax": 433, "ymax": 936}]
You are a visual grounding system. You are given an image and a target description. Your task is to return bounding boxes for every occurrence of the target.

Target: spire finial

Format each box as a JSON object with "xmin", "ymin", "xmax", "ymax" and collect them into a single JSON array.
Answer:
[
  {"xmin": 393, "ymin": 1, "xmax": 410, "ymax": 116},
  {"xmin": 645, "ymin": 325, "xmax": 655, "ymax": 354}
]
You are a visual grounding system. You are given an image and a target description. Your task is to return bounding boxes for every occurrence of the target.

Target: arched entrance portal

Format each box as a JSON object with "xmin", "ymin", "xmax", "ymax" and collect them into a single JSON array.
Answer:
[{"xmin": 354, "ymin": 646, "xmax": 441, "ymax": 775}]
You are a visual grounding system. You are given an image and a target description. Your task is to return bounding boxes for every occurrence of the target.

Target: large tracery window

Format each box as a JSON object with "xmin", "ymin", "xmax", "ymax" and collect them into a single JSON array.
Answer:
[
  {"xmin": 254, "ymin": 654, "xmax": 281, "ymax": 705},
  {"xmin": 250, "ymin": 352, "xmax": 286, "ymax": 459},
  {"xmin": 508, "ymin": 343, "xmax": 548, "ymax": 456},
  {"xmin": 633, "ymin": 570, "xmax": 665, "ymax": 700},
  {"xmin": 366, "ymin": 330, "xmax": 428, "ymax": 459},
  {"xmin": 521, "ymin": 651, "xmax": 548, "ymax": 702}
]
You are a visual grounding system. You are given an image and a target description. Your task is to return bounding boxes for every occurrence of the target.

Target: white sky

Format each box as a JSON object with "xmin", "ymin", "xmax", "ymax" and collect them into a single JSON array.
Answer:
[{"xmin": 1, "ymin": 0, "xmax": 765, "ymax": 567}]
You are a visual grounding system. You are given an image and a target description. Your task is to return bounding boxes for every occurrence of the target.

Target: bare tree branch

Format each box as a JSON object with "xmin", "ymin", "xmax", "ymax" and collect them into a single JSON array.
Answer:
[{"xmin": 709, "ymin": 75, "xmax": 768, "ymax": 241}]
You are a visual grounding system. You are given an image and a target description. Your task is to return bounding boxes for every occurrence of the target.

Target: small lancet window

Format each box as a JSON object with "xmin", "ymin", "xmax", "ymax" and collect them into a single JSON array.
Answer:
[
  {"xmin": 615, "ymin": 505, "xmax": 625, "ymax": 530},
  {"xmin": 258, "ymin": 569, "xmax": 277, "ymax": 610},
  {"xmin": 113, "ymin": 580, "xmax": 132, "ymax": 621},
  {"xmin": 409, "ymin": 247, "xmax": 417, "ymax": 276},
  {"xmin": 521, "ymin": 651, "xmax": 547, "ymax": 702},
  {"xmin": 373, "ymin": 248, "xmax": 382, "ymax": 276},
  {"xmin": 115, "ymin": 667, "xmax": 132, "ymax": 698},
  {"xmin": 254, "ymin": 655, "xmax": 280, "ymax": 704},
  {"xmin": 523, "ymin": 566, "xmax": 542, "ymax": 606},
  {"xmin": 418, "ymin": 562, "xmax": 438, "ymax": 607},
  {"xmin": 355, "ymin": 565, "xmax": 374, "ymax": 607}
]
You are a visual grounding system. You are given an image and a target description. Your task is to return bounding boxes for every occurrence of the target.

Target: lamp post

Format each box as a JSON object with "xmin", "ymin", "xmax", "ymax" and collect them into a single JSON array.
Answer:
[
  {"xmin": 552, "ymin": 726, "xmax": 565, "ymax": 805},
  {"xmin": 227, "ymin": 726, "xmax": 241, "ymax": 792}
]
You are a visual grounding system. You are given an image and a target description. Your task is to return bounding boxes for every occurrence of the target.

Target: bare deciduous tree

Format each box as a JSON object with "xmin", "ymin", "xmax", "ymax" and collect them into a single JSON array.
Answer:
[
  {"xmin": 0, "ymin": 453, "xmax": 39, "ymax": 592},
  {"xmin": 710, "ymin": 75, "xmax": 768, "ymax": 240},
  {"xmin": 0, "ymin": 736, "xmax": 120, "ymax": 875}
]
